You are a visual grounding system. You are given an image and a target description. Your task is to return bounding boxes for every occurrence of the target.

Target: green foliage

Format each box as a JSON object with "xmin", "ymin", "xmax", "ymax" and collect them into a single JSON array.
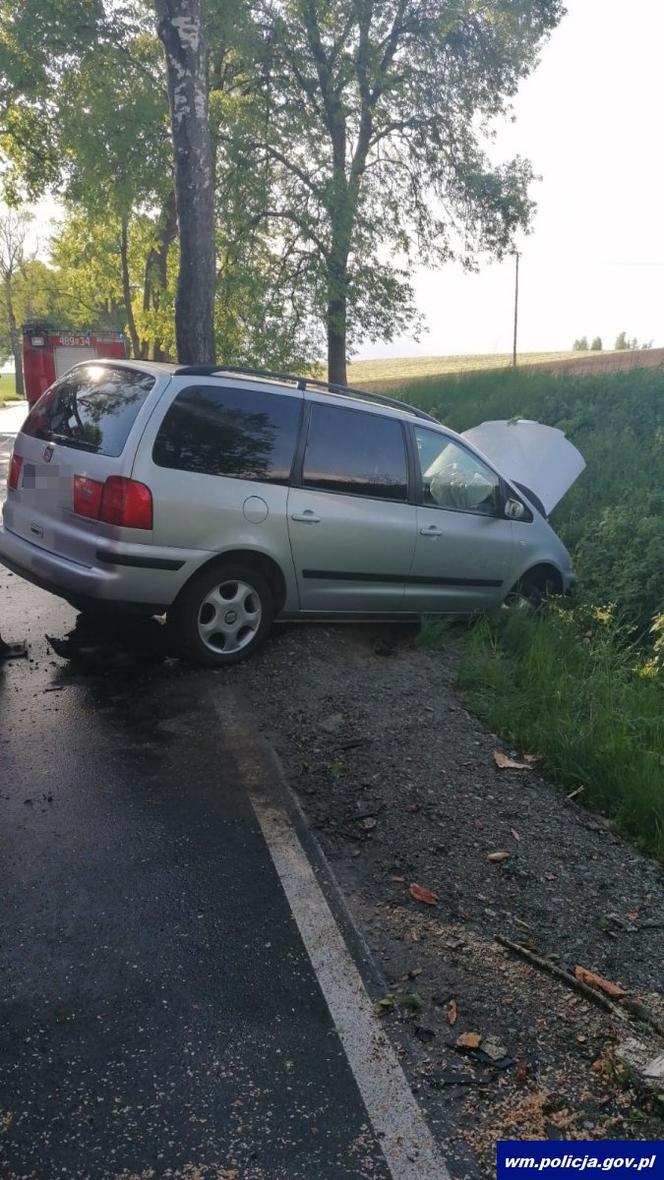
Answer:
[
  {"xmin": 615, "ymin": 331, "xmax": 629, "ymax": 350},
  {"xmin": 1, "ymin": 0, "xmax": 566, "ymax": 374},
  {"xmin": 223, "ymin": 0, "xmax": 565, "ymax": 372},
  {"xmin": 573, "ymin": 336, "xmax": 589, "ymax": 351},
  {"xmin": 590, "ymin": 336, "xmax": 602, "ymax": 351},
  {"xmin": 399, "ymin": 364, "xmax": 664, "ymax": 859},
  {"xmin": 651, "ymin": 614, "xmax": 664, "ymax": 676},
  {"xmin": 0, "ymin": 256, "xmax": 69, "ymax": 351},
  {"xmin": 459, "ymin": 610, "xmax": 664, "ymax": 862},
  {"xmin": 391, "ymin": 365, "xmax": 664, "ymax": 632},
  {"xmin": 0, "ymin": 373, "xmax": 18, "ymax": 405},
  {"xmin": 48, "ymin": 210, "xmax": 127, "ymax": 331}
]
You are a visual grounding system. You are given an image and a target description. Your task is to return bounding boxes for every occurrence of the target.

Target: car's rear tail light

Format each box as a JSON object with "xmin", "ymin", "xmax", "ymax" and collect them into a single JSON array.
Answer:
[
  {"xmin": 8, "ymin": 453, "xmax": 23, "ymax": 491},
  {"xmin": 73, "ymin": 475, "xmax": 153, "ymax": 529},
  {"xmin": 100, "ymin": 476, "xmax": 153, "ymax": 529},
  {"xmin": 73, "ymin": 475, "xmax": 104, "ymax": 519}
]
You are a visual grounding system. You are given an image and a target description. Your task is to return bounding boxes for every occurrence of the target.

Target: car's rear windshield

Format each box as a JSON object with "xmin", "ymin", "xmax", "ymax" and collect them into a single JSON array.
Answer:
[{"xmin": 22, "ymin": 365, "xmax": 155, "ymax": 457}]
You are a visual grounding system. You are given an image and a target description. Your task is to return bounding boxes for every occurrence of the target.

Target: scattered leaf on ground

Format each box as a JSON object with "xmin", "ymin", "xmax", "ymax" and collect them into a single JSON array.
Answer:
[
  {"xmin": 626, "ymin": 910, "xmax": 639, "ymax": 922},
  {"xmin": 544, "ymin": 872, "xmax": 556, "ymax": 881},
  {"xmin": 405, "ymin": 802, "xmax": 421, "ymax": 813},
  {"xmin": 523, "ymin": 754, "xmax": 540, "ymax": 765},
  {"xmin": 456, "ymin": 1031, "xmax": 482, "ymax": 1050},
  {"xmin": 493, "ymin": 751, "xmax": 532, "ymax": 770},
  {"xmin": 360, "ymin": 816, "xmax": 377, "ymax": 831},
  {"xmin": 391, "ymin": 875, "xmax": 405, "ymax": 883},
  {"xmin": 374, "ymin": 994, "xmax": 397, "ymax": 1015},
  {"xmin": 474, "ymin": 817, "xmax": 484, "ymax": 830},
  {"xmin": 510, "ymin": 828, "xmax": 521, "ymax": 842},
  {"xmin": 407, "ymin": 967, "xmax": 423, "ymax": 979},
  {"xmin": 487, "ymin": 850, "xmax": 511, "ymax": 863},
  {"xmin": 574, "ymin": 965, "xmax": 627, "ymax": 999},
  {"xmin": 446, "ymin": 998, "xmax": 458, "ymax": 1026},
  {"xmin": 409, "ymin": 882, "xmax": 439, "ymax": 905},
  {"xmin": 515, "ymin": 1060, "xmax": 529, "ymax": 1084}
]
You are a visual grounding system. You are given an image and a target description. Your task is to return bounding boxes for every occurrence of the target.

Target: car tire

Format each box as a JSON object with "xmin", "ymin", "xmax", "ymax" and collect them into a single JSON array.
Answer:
[
  {"xmin": 169, "ymin": 560, "xmax": 274, "ymax": 667},
  {"xmin": 504, "ymin": 575, "xmax": 556, "ymax": 612}
]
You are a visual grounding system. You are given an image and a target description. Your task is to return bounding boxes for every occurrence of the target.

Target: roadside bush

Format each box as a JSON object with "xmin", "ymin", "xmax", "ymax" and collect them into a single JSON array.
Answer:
[
  {"xmin": 574, "ymin": 498, "xmax": 664, "ymax": 635},
  {"xmin": 459, "ymin": 610, "xmax": 664, "ymax": 862}
]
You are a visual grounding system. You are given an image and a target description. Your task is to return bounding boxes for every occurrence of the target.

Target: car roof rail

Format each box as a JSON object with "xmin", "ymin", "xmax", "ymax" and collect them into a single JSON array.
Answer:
[{"xmin": 173, "ymin": 363, "xmax": 439, "ymax": 423}]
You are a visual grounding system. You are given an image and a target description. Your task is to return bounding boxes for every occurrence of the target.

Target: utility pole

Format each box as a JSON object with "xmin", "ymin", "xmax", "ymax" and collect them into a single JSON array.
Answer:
[{"xmin": 512, "ymin": 250, "xmax": 520, "ymax": 368}]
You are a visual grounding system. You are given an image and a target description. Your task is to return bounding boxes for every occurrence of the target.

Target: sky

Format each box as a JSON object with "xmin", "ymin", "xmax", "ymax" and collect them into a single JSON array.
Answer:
[
  {"xmin": 24, "ymin": 0, "xmax": 664, "ymax": 361},
  {"xmin": 362, "ymin": 0, "xmax": 664, "ymax": 358}
]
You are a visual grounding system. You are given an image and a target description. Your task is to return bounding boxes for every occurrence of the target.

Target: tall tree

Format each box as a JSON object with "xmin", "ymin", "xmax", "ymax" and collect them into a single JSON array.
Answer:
[
  {"xmin": 155, "ymin": 0, "xmax": 216, "ymax": 363},
  {"xmin": 0, "ymin": 208, "xmax": 31, "ymax": 396},
  {"xmin": 243, "ymin": 0, "xmax": 564, "ymax": 382}
]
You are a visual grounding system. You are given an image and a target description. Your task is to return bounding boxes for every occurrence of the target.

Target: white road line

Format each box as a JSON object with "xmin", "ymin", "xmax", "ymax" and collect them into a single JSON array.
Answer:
[{"xmin": 217, "ymin": 695, "xmax": 452, "ymax": 1180}]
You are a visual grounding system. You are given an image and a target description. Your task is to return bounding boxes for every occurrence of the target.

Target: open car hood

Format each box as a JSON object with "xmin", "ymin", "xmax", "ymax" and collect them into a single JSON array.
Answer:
[{"xmin": 461, "ymin": 419, "xmax": 585, "ymax": 516}]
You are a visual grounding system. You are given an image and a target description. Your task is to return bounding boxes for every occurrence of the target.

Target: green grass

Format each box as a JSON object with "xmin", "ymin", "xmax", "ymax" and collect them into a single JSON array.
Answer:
[
  {"xmin": 399, "ymin": 365, "xmax": 664, "ymax": 861},
  {"xmin": 0, "ymin": 374, "xmax": 19, "ymax": 407},
  {"xmin": 459, "ymin": 610, "xmax": 664, "ymax": 862}
]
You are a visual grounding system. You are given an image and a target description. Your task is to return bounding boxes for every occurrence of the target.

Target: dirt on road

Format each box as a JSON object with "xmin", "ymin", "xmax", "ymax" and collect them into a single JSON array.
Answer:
[{"xmin": 231, "ymin": 622, "xmax": 664, "ymax": 1173}]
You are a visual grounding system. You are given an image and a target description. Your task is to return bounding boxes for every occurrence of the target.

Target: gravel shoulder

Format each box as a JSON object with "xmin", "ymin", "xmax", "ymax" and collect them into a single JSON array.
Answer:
[{"xmin": 230, "ymin": 621, "xmax": 664, "ymax": 1173}]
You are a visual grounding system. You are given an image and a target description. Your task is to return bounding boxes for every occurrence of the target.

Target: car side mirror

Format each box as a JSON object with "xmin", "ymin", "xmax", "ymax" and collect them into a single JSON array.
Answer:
[{"xmin": 504, "ymin": 498, "xmax": 527, "ymax": 521}]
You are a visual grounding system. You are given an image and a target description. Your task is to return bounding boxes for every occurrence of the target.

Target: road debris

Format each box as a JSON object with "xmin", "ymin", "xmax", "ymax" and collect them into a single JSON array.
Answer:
[
  {"xmin": 616, "ymin": 1038, "xmax": 664, "ymax": 1091},
  {"xmin": 574, "ymin": 965, "xmax": 627, "ymax": 999},
  {"xmin": 455, "ymin": 1031, "xmax": 482, "ymax": 1050},
  {"xmin": 409, "ymin": 882, "xmax": 438, "ymax": 905},
  {"xmin": 482, "ymin": 1036, "xmax": 508, "ymax": 1061},
  {"xmin": 493, "ymin": 751, "xmax": 532, "ymax": 771}
]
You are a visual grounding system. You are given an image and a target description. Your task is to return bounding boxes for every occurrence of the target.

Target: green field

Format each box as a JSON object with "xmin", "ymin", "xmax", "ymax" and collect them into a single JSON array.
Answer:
[
  {"xmin": 405, "ymin": 365, "xmax": 664, "ymax": 860},
  {"xmin": 346, "ymin": 350, "xmax": 592, "ymax": 385},
  {"xmin": 0, "ymin": 374, "xmax": 19, "ymax": 407}
]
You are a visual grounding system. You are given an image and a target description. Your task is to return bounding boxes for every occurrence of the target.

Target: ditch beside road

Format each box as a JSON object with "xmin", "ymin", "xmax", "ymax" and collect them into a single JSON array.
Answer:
[{"xmin": 231, "ymin": 623, "xmax": 664, "ymax": 1166}]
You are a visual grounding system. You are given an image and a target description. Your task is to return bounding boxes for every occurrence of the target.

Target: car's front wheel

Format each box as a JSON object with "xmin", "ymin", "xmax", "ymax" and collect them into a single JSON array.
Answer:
[
  {"xmin": 169, "ymin": 561, "xmax": 274, "ymax": 666},
  {"xmin": 504, "ymin": 573, "xmax": 558, "ymax": 612}
]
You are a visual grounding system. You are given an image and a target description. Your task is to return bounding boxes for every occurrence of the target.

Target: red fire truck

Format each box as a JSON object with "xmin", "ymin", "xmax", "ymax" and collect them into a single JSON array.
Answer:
[{"xmin": 22, "ymin": 321, "xmax": 128, "ymax": 407}]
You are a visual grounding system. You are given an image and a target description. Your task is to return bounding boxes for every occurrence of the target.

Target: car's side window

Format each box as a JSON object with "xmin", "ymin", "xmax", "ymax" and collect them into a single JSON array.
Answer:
[
  {"xmin": 302, "ymin": 403, "xmax": 408, "ymax": 501},
  {"xmin": 153, "ymin": 384, "xmax": 301, "ymax": 482},
  {"xmin": 414, "ymin": 426, "xmax": 501, "ymax": 515}
]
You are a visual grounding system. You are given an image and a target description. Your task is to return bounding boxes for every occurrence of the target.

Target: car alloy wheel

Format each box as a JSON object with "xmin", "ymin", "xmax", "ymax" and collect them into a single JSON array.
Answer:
[{"xmin": 197, "ymin": 578, "xmax": 262, "ymax": 655}]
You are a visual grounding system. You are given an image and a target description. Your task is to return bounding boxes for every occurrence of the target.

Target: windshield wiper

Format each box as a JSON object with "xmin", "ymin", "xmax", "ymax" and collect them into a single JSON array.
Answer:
[{"xmin": 47, "ymin": 432, "xmax": 99, "ymax": 454}]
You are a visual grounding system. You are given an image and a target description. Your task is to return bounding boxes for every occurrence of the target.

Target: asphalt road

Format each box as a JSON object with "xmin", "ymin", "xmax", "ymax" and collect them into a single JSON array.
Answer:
[
  {"xmin": 0, "ymin": 401, "xmax": 452, "ymax": 1180},
  {"xmin": 0, "ymin": 390, "xmax": 422, "ymax": 1180},
  {"xmin": 0, "ymin": 577, "xmax": 398, "ymax": 1180}
]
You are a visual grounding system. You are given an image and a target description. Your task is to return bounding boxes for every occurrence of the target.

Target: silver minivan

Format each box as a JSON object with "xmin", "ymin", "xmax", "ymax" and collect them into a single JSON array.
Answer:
[{"xmin": 0, "ymin": 360, "xmax": 583, "ymax": 665}]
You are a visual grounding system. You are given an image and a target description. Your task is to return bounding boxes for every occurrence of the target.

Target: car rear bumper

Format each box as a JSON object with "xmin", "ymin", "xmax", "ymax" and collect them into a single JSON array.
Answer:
[{"xmin": 0, "ymin": 524, "xmax": 197, "ymax": 610}]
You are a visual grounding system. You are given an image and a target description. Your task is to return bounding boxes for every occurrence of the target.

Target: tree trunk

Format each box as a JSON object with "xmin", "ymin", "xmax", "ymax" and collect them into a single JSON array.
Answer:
[
  {"xmin": 156, "ymin": 0, "xmax": 216, "ymax": 365},
  {"xmin": 327, "ymin": 292, "xmax": 347, "ymax": 385},
  {"xmin": 4, "ymin": 279, "xmax": 24, "ymax": 398},
  {"xmin": 142, "ymin": 189, "xmax": 178, "ymax": 361},
  {"xmin": 326, "ymin": 246, "xmax": 349, "ymax": 385},
  {"xmin": 120, "ymin": 217, "xmax": 142, "ymax": 359}
]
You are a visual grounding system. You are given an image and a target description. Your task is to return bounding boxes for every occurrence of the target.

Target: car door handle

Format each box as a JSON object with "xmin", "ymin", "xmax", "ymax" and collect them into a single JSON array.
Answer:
[
  {"xmin": 420, "ymin": 525, "xmax": 443, "ymax": 537},
  {"xmin": 291, "ymin": 511, "xmax": 321, "ymax": 524}
]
